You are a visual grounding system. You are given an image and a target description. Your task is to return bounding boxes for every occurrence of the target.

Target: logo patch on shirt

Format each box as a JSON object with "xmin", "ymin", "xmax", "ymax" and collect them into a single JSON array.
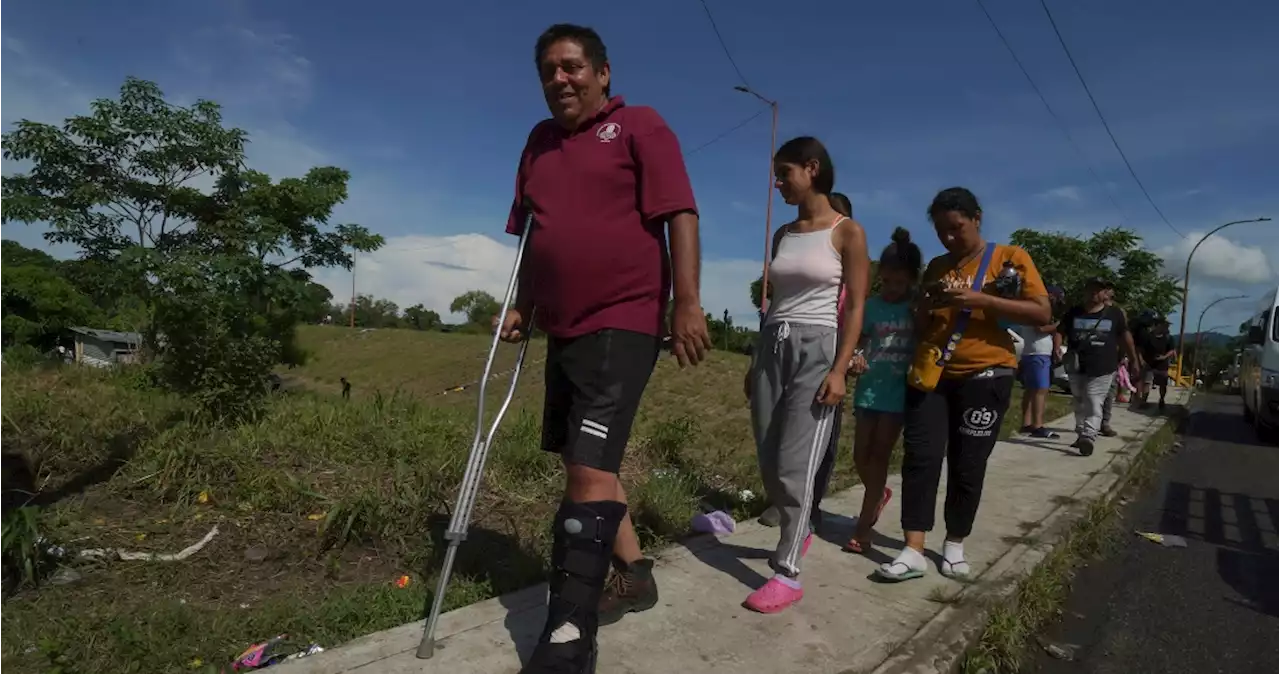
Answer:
[{"xmin": 596, "ymin": 122, "xmax": 621, "ymax": 143}]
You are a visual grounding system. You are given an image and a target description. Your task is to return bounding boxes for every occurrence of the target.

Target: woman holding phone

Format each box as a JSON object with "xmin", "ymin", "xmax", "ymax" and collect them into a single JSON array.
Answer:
[{"xmin": 877, "ymin": 187, "xmax": 1050, "ymax": 582}]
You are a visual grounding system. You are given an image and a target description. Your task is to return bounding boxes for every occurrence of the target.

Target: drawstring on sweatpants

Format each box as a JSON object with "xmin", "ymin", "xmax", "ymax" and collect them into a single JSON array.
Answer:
[{"xmin": 773, "ymin": 321, "xmax": 791, "ymax": 355}]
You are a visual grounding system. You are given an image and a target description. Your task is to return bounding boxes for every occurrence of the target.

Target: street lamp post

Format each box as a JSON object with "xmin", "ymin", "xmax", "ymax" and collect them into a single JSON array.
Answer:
[
  {"xmin": 734, "ymin": 85, "xmax": 778, "ymax": 319},
  {"xmin": 1192, "ymin": 323, "xmax": 1234, "ymax": 382},
  {"xmin": 1190, "ymin": 295, "xmax": 1248, "ymax": 377},
  {"xmin": 1175, "ymin": 217, "xmax": 1271, "ymax": 382}
]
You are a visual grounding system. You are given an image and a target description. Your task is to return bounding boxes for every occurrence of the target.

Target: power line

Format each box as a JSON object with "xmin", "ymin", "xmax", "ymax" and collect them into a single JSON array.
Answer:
[
  {"xmin": 1036, "ymin": 0, "xmax": 1183, "ymax": 237},
  {"xmin": 687, "ymin": 108, "xmax": 768, "ymax": 156},
  {"xmin": 973, "ymin": 0, "xmax": 1129, "ymax": 226},
  {"xmin": 698, "ymin": 0, "xmax": 752, "ymax": 88}
]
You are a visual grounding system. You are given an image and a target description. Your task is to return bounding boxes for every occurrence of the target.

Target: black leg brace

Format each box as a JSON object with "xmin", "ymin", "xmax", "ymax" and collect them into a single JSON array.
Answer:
[
  {"xmin": 522, "ymin": 500, "xmax": 626, "ymax": 674},
  {"xmin": 545, "ymin": 500, "xmax": 626, "ymax": 636}
]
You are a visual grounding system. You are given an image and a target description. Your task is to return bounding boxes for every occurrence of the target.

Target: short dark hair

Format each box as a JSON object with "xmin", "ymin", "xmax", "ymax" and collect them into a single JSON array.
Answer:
[
  {"xmin": 535, "ymin": 24, "xmax": 610, "ymax": 98},
  {"xmin": 927, "ymin": 186, "xmax": 982, "ymax": 222},
  {"xmin": 774, "ymin": 136, "xmax": 835, "ymax": 195},
  {"xmin": 828, "ymin": 192, "xmax": 852, "ymax": 217}
]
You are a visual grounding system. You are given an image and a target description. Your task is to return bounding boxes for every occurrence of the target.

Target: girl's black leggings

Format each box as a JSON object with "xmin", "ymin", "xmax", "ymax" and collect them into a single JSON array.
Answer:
[{"xmin": 900, "ymin": 373, "xmax": 1014, "ymax": 538}]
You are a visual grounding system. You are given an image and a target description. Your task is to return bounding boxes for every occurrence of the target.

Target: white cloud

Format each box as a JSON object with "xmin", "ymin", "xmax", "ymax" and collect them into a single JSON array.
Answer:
[
  {"xmin": 169, "ymin": 25, "xmax": 313, "ymax": 114},
  {"xmin": 1158, "ymin": 232, "xmax": 1274, "ymax": 285},
  {"xmin": 311, "ymin": 234, "xmax": 764, "ymax": 325},
  {"xmin": 3, "ymin": 33, "xmax": 25, "ymax": 56},
  {"xmin": 1, "ymin": 35, "xmax": 95, "ymax": 132},
  {"xmin": 1035, "ymin": 186, "xmax": 1083, "ymax": 202}
]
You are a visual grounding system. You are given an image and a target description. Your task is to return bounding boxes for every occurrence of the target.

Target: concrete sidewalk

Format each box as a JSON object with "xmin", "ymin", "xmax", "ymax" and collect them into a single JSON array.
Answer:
[{"xmin": 281, "ymin": 390, "xmax": 1185, "ymax": 674}]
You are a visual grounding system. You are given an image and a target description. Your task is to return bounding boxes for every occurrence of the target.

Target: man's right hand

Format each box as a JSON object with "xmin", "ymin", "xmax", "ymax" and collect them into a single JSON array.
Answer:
[{"xmin": 493, "ymin": 308, "xmax": 526, "ymax": 343}]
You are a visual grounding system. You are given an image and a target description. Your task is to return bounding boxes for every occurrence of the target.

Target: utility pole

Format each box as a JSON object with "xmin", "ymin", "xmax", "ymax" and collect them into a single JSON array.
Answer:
[
  {"xmin": 734, "ymin": 85, "xmax": 778, "ymax": 319},
  {"xmin": 722, "ymin": 308, "xmax": 731, "ymax": 351},
  {"xmin": 349, "ymin": 251, "xmax": 357, "ymax": 329}
]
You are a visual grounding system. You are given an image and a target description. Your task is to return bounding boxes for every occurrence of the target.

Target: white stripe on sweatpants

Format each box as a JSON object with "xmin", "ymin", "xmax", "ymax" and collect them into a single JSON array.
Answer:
[{"xmin": 782, "ymin": 404, "xmax": 834, "ymax": 573}]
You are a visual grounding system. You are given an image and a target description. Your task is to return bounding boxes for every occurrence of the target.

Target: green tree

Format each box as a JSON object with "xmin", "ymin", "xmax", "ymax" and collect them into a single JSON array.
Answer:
[
  {"xmin": 286, "ymin": 271, "xmax": 335, "ymax": 325},
  {"xmin": 403, "ymin": 304, "xmax": 442, "ymax": 331},
  {"xmin": 348, "ymin": 294, "xmax": 401, "ymax": 328},
  {"xmin": 1, "ymin": 240, "xmax": 58, "ymax": 269},
  {"xmin": 1, "ymin": 77, "xmax": 383, "ymax": 419},
  {"xmin": 450, "ymin": 290, "xmax": 501, "ymax": 327},
  {"xmin": 1009, "ymin": 228, "xmax": 1181, "ymax": 316},
  {"xmin": 1, "ymin": 262, "xmax": 101, "ymax": 349}
]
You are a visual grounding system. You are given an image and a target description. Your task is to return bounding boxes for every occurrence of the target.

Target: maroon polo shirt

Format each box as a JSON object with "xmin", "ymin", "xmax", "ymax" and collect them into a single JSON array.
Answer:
[{"xmin": 506, "ymin": 97, "xmax": 697, "ymax": 339}]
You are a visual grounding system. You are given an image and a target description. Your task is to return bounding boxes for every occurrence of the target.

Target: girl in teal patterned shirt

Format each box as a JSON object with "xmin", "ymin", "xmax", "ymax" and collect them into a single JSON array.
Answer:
[{"xmin": 843, "ymin": 227, "xmax": 922, "ymax": 553}]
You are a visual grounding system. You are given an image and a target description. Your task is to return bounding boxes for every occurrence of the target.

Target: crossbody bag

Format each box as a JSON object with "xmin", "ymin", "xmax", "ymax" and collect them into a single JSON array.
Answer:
[{"xmin": 907, "ymin": 242, "xmax": 997, "ymax": 392}]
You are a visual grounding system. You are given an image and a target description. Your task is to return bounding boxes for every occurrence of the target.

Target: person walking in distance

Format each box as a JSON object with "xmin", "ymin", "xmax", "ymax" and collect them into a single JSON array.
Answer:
[
  {"xmin": 842, "ymin": 227, "xmax": 921, "ymax": 554},
  {"xmin": 1057, "ymin": 279, "xmax": 1140, "ymax": 457},
  {"xmin": 744, "ymin": 137, "xmax": 869, "ymax": 612},
  {"xmin": 1136, "ymin": 315, "xmax": 1176, "ymax": 411},
  {"xmin": 758, "ymin": 191, "xmax": 856, "ymax": 532},
  {"xmin": 1097, "ymin": 295, "xmax": 1125, "ymax": 437},
  {"xmin": 877, "ymin": 187, "xmax": 1051, "ymax": 582},
  {"xmin": 496, "ymin": 24, "xmax": 712, "ymax": 673},
  {"xmin": 1015, "ymin": 317, "xmax": 1060, "ymax": 439}
]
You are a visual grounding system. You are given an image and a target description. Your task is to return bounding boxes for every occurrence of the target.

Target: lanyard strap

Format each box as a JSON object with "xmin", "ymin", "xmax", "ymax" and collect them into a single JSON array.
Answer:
[{"xmin": 936, "ymin": 242, "xmax": 998, "ymax": 367}]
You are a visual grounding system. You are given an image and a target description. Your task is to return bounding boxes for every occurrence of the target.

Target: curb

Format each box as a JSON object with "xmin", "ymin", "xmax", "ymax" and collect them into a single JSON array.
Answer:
[
  {"xmin": 867, "ymin": 394, "xmax": 1185, "ymax": 674},
  {"xmin": 277, "ymin": 393, "xmax": 1186, "ymax": 674}
]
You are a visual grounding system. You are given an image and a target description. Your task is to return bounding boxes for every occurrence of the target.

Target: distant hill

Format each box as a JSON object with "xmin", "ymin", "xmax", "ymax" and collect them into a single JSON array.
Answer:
[{"xmin": 1174, "ymin": 331, "xmax": 1237, "ymax": 348}]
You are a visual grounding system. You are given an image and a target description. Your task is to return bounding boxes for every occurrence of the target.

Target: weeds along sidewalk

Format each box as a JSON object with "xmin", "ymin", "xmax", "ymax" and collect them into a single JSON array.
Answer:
[
  {"xmin": 278, "ymin": 391, "xmax": 1182, "ymax": 674},
  {"xmin": 0, "ymin": 328, "xmax": 1056, "ymax": 673}
]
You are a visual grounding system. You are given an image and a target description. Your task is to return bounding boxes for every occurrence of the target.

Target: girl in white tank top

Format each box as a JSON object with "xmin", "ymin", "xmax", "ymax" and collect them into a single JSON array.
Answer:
[{"xmin": 743, "ymin": 136, "xmax": 871, "ymax": 613}]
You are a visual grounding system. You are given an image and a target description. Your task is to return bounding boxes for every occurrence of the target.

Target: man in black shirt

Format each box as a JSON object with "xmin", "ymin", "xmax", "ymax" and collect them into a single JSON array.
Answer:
[
  {"xmin": 1058, "ymin": 278, "xmax": 1140, "ymax": 456},
  {"xmin": 1136, "ymin": 315, "xmax": 1176, "ymax": 410}
]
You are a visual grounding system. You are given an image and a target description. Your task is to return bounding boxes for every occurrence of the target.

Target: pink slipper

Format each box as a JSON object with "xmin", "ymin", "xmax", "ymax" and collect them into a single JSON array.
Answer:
[{"xmin": 743, "ymin": 576, "xmax": 804, "ymax": 613}]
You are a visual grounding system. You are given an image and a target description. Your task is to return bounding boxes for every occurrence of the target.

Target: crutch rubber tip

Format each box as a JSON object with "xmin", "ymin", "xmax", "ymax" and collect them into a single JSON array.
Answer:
[{"xmin": 415, "ymin": 637, "xmax": 436, "ymax": 659}]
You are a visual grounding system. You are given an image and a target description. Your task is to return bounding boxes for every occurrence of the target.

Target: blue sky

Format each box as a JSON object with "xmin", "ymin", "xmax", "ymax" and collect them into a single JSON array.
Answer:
[{"xmin": 2, "ymin": 0, "xmax": 1276, "ymax": 330}]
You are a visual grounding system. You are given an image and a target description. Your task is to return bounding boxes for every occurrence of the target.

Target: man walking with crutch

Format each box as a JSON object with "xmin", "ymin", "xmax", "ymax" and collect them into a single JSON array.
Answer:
[{"xmin": 498, "ymin": 24, "xmax": 711, "ymax": 673}]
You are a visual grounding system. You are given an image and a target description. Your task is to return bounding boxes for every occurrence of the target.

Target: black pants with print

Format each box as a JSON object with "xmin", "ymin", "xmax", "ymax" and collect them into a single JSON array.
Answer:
[{"xmin": 900, "ymin": 373, "xmax": 1014, "ymax": 538}]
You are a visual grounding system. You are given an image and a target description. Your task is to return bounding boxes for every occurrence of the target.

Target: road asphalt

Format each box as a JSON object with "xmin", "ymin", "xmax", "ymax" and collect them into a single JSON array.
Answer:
[{"xmin": 1031, "ymin": 392, "xmax": 1278, "ymax": 674}]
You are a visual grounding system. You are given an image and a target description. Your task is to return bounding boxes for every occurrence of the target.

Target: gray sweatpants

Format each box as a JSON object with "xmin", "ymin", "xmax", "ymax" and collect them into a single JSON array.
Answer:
[
  {"xmin": 1070, "ymin": 372, "xmax": 1115, "ymax": 441},
  {"xmin": 750, "ymin": 321, "xmax": 838, "ymax": 577}
]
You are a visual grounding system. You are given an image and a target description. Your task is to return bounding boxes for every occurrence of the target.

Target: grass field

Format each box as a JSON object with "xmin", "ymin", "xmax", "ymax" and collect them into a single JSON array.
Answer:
[{"xmin": 1, "ymin": 325, "xmax": 1067, "ymax": 673}]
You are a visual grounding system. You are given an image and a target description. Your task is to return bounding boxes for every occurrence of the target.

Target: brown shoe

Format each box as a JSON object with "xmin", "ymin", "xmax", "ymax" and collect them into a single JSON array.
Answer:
[
  {"xmin": 1101, "ymin": 425, "xmax": 1118, "ymax": 437},
  {"xmin": 598, "ymin": 558, "xmax": 658, "ymax": 626}
]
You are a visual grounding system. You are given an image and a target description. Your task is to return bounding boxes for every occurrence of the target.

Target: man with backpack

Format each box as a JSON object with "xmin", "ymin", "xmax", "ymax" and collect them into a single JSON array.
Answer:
[
  {"xmin": 1058, "ymin": 279, "xmax": 1140, "ymax": 456},
  {"xmin": 1135, "ymin": 315, "xmax": 1176, "ymax": 410}
]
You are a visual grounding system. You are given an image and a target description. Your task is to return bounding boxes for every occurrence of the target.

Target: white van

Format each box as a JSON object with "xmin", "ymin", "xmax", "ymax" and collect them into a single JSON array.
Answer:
[{"xmin": 1240, "ymin": 288, "xmax": 1279, "ymax": 439}]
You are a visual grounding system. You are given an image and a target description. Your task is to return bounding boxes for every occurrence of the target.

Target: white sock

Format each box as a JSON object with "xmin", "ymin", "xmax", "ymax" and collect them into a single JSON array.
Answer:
[
  {"xmin": 943, "ymin": 540, "xmax": 964, "ymax": 564},
  {"xmin": 548, "ymin": 621, "xmax": 582, "ymax": 644},
  {"xmin": 888, "ymin": 546, "xmax": 927, "ymax": 572},
  {"xmin": 775, "ymin": 573, "xmax": 801, "ymax": 589},
  {"xmin": 943, "ymin": 540, "xmax": 969, "ymax": 573}
]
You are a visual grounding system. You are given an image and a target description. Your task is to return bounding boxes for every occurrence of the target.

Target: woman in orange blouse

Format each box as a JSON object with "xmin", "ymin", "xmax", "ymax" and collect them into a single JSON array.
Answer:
[{"xmin": 877, "ymin": 187, "xmax": 1051, "ymax": 582}]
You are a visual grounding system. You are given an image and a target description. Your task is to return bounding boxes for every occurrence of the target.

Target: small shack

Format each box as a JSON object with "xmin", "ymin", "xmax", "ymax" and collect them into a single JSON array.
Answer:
[{"xmin": 67, "ymin": 327, "xmax": 143, "ymax": 367}]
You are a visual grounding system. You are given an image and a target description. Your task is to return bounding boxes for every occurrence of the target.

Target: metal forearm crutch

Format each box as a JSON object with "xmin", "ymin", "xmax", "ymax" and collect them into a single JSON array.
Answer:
[{"xmin": 417, "ymin": 210, "xmax": 535, "ymax": 660}]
